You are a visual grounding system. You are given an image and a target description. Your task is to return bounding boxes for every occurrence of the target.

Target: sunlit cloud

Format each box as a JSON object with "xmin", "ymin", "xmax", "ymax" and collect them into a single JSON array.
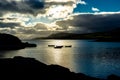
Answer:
[
  {"xmin": 92, "ymin": 7, "xmax": 100, "ymax": 12},
  {"xmin": 77, "ymin": 0, "xmax": 87, "ymax": 5},
  {"xmin": 44, "ymin": 0, "xmax": 77, "ymax": 19},
  {"xmin": 46, "ymin": 5, "xmax": 74, "ymax": 19}
]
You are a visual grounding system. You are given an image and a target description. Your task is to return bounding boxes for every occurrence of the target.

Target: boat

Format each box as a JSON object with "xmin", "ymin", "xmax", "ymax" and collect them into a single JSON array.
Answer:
[
  {"xmin": 48, "ymin": 45, "xmax": 55, "ymax": 47},
  {"xmin": 54, "ymin": 45, "xmax": 63, "ymax": 48},
  {"xmin": 65, "ymin": 45, "xmax": 72, "ymax": 47}
]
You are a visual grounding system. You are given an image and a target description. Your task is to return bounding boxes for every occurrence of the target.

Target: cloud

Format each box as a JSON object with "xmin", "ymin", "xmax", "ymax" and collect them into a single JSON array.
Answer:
[
  {"xmin": 92, "ymin": 7, "xmax": 100, "ymax": 12},
  {"xmin": 34, "ymin": 23, "xmax": 48, "ymax": 30},
  {"xmin": 0, "ymin": 0, "xmax": 79, "ymax": 18},
  {"xmin": 3, "ymin": 12, "xmax": 120, "ymax": 38},
  {"xmin": 0, "ymin": 0, "xmax": 87, "ymax": 20},
  {"xmin": 43, "ymin": 0, "xmax": 87, "ymax": 19},
  {"xmin": 77, "ymin": 0, "xmax": 87, "ymax": 5},
  {"xmin": 0, "ymin": 0, "xmax": 109, "ymax": 39},
  {"xmin": 56, "ymin": 12, "xmax": 120, "ymax": 33},
  {"xmin": 46, "ymin": 0, "xmax": 76, "ymax": 3},
  {"xmin": 0, "ymin": 27, "xmax": 16, "ymax": 34},
  {"xmin": 0, "ymin": 27, "xmax": 52, "ymax": 40},
  {"xmin": 45, "ymin": 1, "xmax": 76, "ymax": 19},
  {"xmin": 0, "ymin": 0, "xmax": 44, "ymax": 16},
  {"xmin": 0, "ymin": 0, "xmax": 85, "ymax": 20},
  {"xmin": 0, "ymin": 22, "xmax": 21, "ymax": 28},
  {"xmin": 0, "ymin": 22, "xmax": 58, "ymax": 39}
]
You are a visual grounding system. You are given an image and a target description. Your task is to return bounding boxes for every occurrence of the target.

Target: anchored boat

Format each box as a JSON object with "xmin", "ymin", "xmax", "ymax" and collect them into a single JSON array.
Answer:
[{"xmin": 54, "ymin": 45, "xmax": 63, "ymax": 48}]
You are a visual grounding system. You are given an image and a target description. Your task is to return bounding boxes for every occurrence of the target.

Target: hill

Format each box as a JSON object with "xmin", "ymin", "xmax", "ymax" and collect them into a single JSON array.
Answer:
[
  {"xmin": 0, "ymin": 33, "xmax": 37, "ymax": 50},
  {"xmin": 35, "ymin": 28, "xmax": 120, "ymax": 42},
  {"xmin": 0, "ymin": 56, "xmax": 119, "ymax": 80}
]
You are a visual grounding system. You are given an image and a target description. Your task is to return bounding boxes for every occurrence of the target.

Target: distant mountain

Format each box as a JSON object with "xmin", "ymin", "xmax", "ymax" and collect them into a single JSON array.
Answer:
[
  {"xmin": 46, "ymin": 32, "xmax": 85, "ymax": 39},
  {"xmin": 34, "ymin": 28, "xmax": 120, "ymax": 41},
  {"xmin": 94, "ymin": 28, "xmax": 120, "ymax": 42},
  {"xmin": 45, "ymin": 32, "xmax": 102, "ymax": 39},
  {"xmin": 34, "ymin": 32, "xmax": 89, "ymax": 39}
]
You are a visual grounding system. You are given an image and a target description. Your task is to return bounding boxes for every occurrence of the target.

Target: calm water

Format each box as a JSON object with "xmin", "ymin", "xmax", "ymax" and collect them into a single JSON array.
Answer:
[{"xmin": 0, "ymin": 40, "xmax": 120, "ymax": 79}]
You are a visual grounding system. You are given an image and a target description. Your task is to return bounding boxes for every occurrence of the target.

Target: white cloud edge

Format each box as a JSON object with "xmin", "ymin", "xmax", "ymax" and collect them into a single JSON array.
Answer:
[
  {"xmin": 92, "ymin": 7, "xmax": 100, "ymax": 12},
  {"xmin": 77, "ymin": 0, "xmax": 87, "ymax": 5},
  {"xmin": 72, "ymin": 11, "xmax": 120, "ymax": 16}
]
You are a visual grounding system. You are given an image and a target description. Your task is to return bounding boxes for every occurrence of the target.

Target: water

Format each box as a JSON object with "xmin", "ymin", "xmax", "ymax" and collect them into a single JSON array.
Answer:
[{"xmin": 0, "ymin": 40, "xmax": 120, "ymax": 79}]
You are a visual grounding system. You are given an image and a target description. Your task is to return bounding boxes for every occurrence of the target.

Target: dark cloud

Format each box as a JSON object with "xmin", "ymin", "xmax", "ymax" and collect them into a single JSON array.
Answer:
[
  {"xmin": 0, "ymin": 22, "xmax": 20, "ymax": 28},
  {"xmin": 0, "ymin": 18, "xmax": 16, "ymax": 21},
  {"xmin": 0, "ymin": 0, "xmax": 44, "ymax": 16},
  {"xmin": 25, "ymin": 0, "xmax": 44, "ymax": 9},
  {"xmin": 45, "ymin": 1, "xmax": 74, "ymax": 7},
  {"xmin": 0, "ymin": 18, "xmax": 4, "ymax": 21},
  {"xmin": 56, "ymin": 13, "xmax": 120, "ymax": 33},
  {"xmin": 6, "ymin": 18, "xmax": 17, "ymax": 20}
]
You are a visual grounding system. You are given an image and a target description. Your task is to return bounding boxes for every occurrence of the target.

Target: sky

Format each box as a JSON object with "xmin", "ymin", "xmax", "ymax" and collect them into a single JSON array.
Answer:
[{"xmin": 0, "ymin": 0, "xmax": 120, "ymax": 39}]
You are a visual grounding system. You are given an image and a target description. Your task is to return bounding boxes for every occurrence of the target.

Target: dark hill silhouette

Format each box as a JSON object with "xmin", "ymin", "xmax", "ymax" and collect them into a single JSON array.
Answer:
[
  {"xmin": 35, "ymin": 28, "xmax": 120, "ymax": 42},
  {"xmin": 35, "ymin": 32, "xmax": 89, "ymax": 39},
  {"xmin": 47, "ymin": 32, "xmax": 82, "ymax": 39},
  {"xmin": 0, "ymin": 56, "xmax": 119, "ymax": 80},
  {"xmin": 0, "ymin": 33, "xmax": 36, "ymax": 50},
  {"xmin": 93, "ymin": 28, "xmax": 120, "ymax": 42}
]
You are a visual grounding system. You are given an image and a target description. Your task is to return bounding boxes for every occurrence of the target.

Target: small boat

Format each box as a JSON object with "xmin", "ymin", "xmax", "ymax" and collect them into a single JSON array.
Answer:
[
  {"xmin": 48, "ymin": 45, "xmax": 55, "ymax": 47},
  {"xmin": 65, "ymin": 45, "xmax": 72, "ymax": 47},
  {"xmin": 54, "ymin": 45, "xmax": 63, "ymax": 48}
]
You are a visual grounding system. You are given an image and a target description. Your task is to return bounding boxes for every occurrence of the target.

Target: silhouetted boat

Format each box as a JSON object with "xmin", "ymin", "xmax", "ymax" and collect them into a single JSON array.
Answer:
[
  {"xmin": 48, "ymin": 45, "xmax": 55, "ymax": 47},
  {"xmin": 54, "ymin": 45, "xmax": 63, "ymax": 48},
  {"xmin": 65, "ymin": 45, "xmax": 72, "ymax": 47}
]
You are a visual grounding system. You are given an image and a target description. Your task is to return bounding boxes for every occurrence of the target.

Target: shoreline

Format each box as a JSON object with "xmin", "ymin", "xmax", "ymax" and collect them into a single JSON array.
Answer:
[{"xmin": 0, "ymin": 56, "xmax": 120, "ymax": 80}]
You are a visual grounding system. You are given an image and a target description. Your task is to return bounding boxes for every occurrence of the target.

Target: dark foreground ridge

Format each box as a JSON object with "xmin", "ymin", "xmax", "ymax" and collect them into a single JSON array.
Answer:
[
  {"xmin": 0, "ymin": 56, "xmax": 120, "ymax": 80},
  {"xmin": 0, "ymin": 33, "xmax": 37, "ymax": 50}
]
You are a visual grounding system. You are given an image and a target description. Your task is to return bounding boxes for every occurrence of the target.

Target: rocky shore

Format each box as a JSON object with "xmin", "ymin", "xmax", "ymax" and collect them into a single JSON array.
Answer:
[{"xmin": 0, "ymin": 56, "xmax": 119, "ymax": 80}]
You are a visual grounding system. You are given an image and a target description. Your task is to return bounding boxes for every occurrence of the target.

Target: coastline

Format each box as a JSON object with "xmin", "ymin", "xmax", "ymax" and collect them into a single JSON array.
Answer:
[{"xmin": 0, "ymin": 56, "xmax": 119, "ymax": 80}]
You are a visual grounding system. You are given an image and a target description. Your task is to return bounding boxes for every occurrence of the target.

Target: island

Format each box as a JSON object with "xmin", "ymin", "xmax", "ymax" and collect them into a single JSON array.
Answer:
[{"xmin": 0, "ymin": 33, "xmax": 37, "ymax": 50}]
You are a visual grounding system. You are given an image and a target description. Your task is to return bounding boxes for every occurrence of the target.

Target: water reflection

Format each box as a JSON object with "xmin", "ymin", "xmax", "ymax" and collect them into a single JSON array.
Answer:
[
  {"xmin": 51, "ymin": 49, "xmax": 62, "ymax": 64},
  {"xmin": 50, "ymin": 40, "xmax": 65, "ymax": 45},
  {"xmin": 45, "ymin": 40, "xmax": 76, "ymax": 71},
  {"xmin": 74, "ymin": 47, "xmax": 120, "ymax": 78}
]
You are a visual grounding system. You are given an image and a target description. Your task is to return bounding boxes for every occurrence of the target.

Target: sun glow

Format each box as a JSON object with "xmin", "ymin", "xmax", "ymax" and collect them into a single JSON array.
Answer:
[{"xmin": 46, "ymin": 5, "xmax": 74, "ymax": 19}]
